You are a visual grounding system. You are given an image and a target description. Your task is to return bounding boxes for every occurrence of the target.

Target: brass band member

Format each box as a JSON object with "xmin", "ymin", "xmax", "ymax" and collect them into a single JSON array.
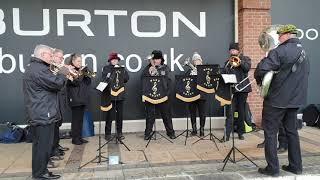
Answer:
[
  {"xmin": 223, "ymin": 43, "xmax": 252, "ymax": 141},
  {"xmin": 141, "ymin": 50, "xmax": 176, "ymax": 140},
  {"xmin": 23, "ymin": 44, "xmax": 65, "ymax": 179},
  {"xmin": 186, "ymin": 52, "xmax": 207, "ymax": 136},
  {"xmin": 102, "ymin": 52, "xmax": 129, "ymax": 140},
  {"xmin": 255, "ymin": 24, "xmax": 309, "ymax": 177},
  {"xmin": 51, "ymin": 48, "xmax": 69, "ymax": 161},
  {"xmin": 66, "ymin": 53, "xmax": 92, "ymax": 145}
]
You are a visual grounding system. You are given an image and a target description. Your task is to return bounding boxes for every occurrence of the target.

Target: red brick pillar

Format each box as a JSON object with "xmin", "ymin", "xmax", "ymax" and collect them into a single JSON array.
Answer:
[{"xmin": 238, "ymin": 0, "xmax": 271, "ymax": 126}]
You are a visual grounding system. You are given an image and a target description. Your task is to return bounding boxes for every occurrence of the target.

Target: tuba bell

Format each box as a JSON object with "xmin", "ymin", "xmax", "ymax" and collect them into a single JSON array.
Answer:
[{"xmin": 257, "ymin": 24, "xmax": 283, "ymax": 98}]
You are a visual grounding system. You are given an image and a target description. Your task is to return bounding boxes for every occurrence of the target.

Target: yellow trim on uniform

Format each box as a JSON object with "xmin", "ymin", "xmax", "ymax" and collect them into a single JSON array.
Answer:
[
  {"xmin": 111, "ymin": 87, "xmax": 125, "ymax": 96},
  {"xmin": 215, "ymin": 94, "xmax": 231, "ymax": 106},
  {"xmin": 100, "ymin": 104, "xmax": 113, "ymax": 112},
  {"xmin": 196, "ymin": 85, "xmax": 215, "ymax": 94},
  {"xmin": 142, "ymin": 95, "xmax": 168, "ymax": 104},
  {"xmin": 176, "ymin": 94, "xmax": 201, "ymax": 102}
]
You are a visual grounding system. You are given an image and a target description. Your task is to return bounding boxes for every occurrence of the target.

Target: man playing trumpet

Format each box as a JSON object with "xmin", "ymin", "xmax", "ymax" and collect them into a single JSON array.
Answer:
[{"xmin": 222, "ymin": 43, "xmax": 252, "ymax": 141}]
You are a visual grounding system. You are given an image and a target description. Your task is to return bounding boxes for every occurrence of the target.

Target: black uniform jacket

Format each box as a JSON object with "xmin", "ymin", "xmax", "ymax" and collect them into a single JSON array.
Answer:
[
  {"xmin": 254, "ymin": 38, "xmax": 310, "ymax": 108},
  {"xmin": 23, "ymin": 57, "xmax": 66, "ymax": 126}
]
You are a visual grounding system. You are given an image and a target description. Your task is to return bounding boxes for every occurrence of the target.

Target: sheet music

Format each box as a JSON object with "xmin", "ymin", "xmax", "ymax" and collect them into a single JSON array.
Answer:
[
  {"xmin": 96, "ymin": 82, "xmax": 108, "ymax": 92},
  {"xmin": 221, "ymin": 74, "xmax": 237, "ymax": 84}
]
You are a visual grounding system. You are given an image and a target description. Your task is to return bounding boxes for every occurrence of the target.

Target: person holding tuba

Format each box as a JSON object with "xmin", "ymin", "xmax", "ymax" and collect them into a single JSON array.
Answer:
[
  {"xmin": 254, "ymin": 24, "xmax": 309, "ymax": 177},
  {"xmin": 66, "ymin": 53, "xmax": 92, "ymax": 145},
  {"xmin": 185, "ymin": 52, "xmax": 207, "ymax": 136},
  {"xmin": 141, "ymin": 50, "xmax": 176, "ymax": 140},
  {"xmin": 102, "ymin": 52, "xmax": 129, "ymax": 141},
  {"xmin": 222, "ymin": 43, "xmax": 252, "ymax": 142}
]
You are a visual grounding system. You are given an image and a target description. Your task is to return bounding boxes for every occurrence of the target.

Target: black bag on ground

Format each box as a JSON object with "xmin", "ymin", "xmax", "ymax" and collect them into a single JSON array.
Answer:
[{"xmin": 302, "ymin": 104, "xmax": 320, "ymax": 127}]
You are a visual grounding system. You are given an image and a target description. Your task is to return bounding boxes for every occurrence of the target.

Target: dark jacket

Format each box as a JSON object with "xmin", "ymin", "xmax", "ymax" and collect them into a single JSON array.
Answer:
[
  {"xmin": 254, "ymin": 38, "xmax": 310, "ymax": 108},
  {"xmin": 67, "ymin": 72, "xmax": 92, "ymax": 107},
  {"xmin": 224, "ymin": 54, "xmax": 252, "ymax": 93},
  {"xmin": 141, "ymin": 63, "xmax": 172, "ymax": 96},
  {"xmin": 101, "ymin": 64, "xmax": 129, "ymax": 101},
  {"xmin": 57, "ymin": 84, "xmax": 69, "ymax": 125},
  {"xmin": 23, "ymin": 57, "xmax": 66, "ymax": 126}
]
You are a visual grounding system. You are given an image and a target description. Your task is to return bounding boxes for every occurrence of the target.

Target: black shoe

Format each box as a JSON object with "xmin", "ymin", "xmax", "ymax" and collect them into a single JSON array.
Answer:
[
  {"xmin": 282, "ymin": 165, "xmax": 302, "ymax": 175},
  {"xmin": 117, "ymin": 133, "xmax": 125, "ymax": 140},
  {"xmin": 221, "ymin": 136, "xmax": 229, "ymax": 142},
  {"xmin": 105, "ymin": 134, "xmax": 112, "ymax": 141},
  {"xmin": 277, "ymin": 147, "xmax": 287, "ymax": 154},
  {"xmin": 80, "ymin": 139, "xmax": 88, "ymax": 143},
  {"xmin": 47, "ymin": 160, "xmax": 59, "ymax": 169},
  {"xmin": 168, "ymin": 133, "xmax": 176, "ymax": 139},
  {"xmin": 257, "ymin": 141, "xmax": 265, "ymax": 148},
  {"xmin": 238, "ymin": 134, "xmax": 244, "ymax": 140},
  {"xmin": 199, "ymin": 127, "xmax": 204, "ymax": 137},
  {"xmin": 58, "ymin": 144, "xmax": 69, "ymax": 151},
  {"xmin": 34, "ymin": 172, "xmax": 61, "ymax": 179},
  {"xmin": 258, "ymin": 167, "xmax": 279, "ymax": 177},
  {"xmin": 50, "ymin": 155, "xmax": 63, "ymax": 161},
  {"xmin": 72, "ymin": 140, "xmax": 83, "ymax": 145},
  {"xmin": 191, "ymin": 130, "xmax": 197, "ymax": 136},
  {"xmin": 144, "ymin": 134, "xmax": 152, "ymax": 140},
  {"xmin": 51, "ymin": 149, "xmax": 64, "ymax": 157}
]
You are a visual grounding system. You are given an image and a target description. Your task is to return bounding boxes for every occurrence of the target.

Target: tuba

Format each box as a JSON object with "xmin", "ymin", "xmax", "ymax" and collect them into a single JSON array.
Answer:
[{"xmin": 257, "ymin": 24, "xmax": 283, "ymax": 98}]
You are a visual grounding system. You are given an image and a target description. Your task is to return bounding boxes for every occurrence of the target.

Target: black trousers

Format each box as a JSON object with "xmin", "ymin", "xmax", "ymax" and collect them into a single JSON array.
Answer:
[
  {"xmin": 144, "ymin": 101, "xmax": 175, "ymax": 136},
  {"xmin": 278, "ymin": 121, "xmax": 288, "ymax": 149},
  {"xmin": 188, "ymin": 99, "xmax": 206, "ymax": 128},
  {"xmin": 262, "ymin": 103, "xmax": 302, "ymax": 173},
  {"xmin": 225, "ymin": 93, "xmax": 248, "ymax": 138},
  {"xmin": 71, "ymin": 105, "xmax": 85, "ymax": 142},
  {"xmin": 104, "ymin": 100, "xmax": 124, "ymax": 135},
  {"xmin": 51, "ymin": 121, "xmax": 60, "ymax": 154},
  {"xmin": 31, "ymin": 123, "xmax": 54, "ymax": 177}
]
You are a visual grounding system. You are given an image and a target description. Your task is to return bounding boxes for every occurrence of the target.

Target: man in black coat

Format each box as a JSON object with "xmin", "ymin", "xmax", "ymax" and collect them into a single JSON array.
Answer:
[
  {"xmin": 141, "ymin": 50, "xmax": 176, "ymax": 140},
  {"xmin": 50, "ymin": 48, "xmax": 69, "ymax": 160},
  {"xmin": 254, "ymin": 24, "xmax": 309, "ymax": 176},
  {"xmin": 23, "ymin": 44, "xmax": 67, "ymax": 179},
  {"xmin": 101, "ymin": 52, "xmax": 129, "ymax": 140},
  {"xmin": 223, "ymin": 43, "xmax": 252, "ymax": 141}
]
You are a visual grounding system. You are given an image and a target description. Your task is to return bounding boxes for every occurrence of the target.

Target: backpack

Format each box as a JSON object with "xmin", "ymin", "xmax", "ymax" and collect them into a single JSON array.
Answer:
[
  {"xmin": 302, "ymin": 104, "xmax": 320, "ymax": 127},
  {"xmin": 0, "ymin": 123, "xmax": 24, "ymax": 143}
]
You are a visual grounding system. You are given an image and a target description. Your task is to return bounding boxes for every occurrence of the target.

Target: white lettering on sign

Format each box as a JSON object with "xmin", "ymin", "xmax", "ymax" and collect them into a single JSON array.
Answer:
[{"xmin": 13, "ymin": 8, "xmax": 50, "ymax": 36}]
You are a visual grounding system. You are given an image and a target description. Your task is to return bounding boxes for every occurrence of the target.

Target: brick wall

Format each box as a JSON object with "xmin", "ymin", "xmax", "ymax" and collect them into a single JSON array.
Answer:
[{"xmin": 238, "ymin": 0, "xmax": 271, "ymax": 126}]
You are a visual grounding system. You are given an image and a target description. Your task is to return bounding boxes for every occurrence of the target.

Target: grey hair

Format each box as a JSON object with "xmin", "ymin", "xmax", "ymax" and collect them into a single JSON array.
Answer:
[
  {"xmin": 53, "ymin": 48, "xmax": 64, "ymax": 55},
  {"xmin": 33, "ymin": 44, "xmax": 53, "ymax": 58}
]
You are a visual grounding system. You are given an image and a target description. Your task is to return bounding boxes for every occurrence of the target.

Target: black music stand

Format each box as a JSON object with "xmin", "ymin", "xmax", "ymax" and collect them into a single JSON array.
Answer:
[
  {"xmin": 175, "ymin": 75, "xmax": 199, "ymax": 145},
  {"xmin": 98, "ymin": 67, "xmax": 130, "ymax": 151},
  {"xmin": 220, "ymin": 74, "xmax": 258, "ymax": 171},
  {"xmin": 79, "ymin": 89, "xmax": 108, "ymax": 169},
  {"xmin": 192, "ymin": 65, "xmax": 222, "ymax": 149}
]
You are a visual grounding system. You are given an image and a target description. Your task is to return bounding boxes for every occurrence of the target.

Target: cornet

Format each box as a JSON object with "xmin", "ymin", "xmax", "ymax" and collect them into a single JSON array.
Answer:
[
  {"xmin": 227, "ymin": 55, "xmax": 241, "ymax": 68},
  {"xmin": 49, "ymin": 62, "xmax": 79, "ymax": 81},
  {"xmin": 183, "ymin": 57, "xmax": 197, "ymax": 75},
  {"xmin": 78, "ymin": 65, "xmax": 96, "ymax": 78}
]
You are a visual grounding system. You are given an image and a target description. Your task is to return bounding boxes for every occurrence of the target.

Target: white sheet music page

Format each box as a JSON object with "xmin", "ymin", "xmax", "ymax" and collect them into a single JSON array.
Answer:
[
  {"xmin": 221, "ymin": 74, "xmax": 237, "ymax": 84},
  {"xmin": 96, "ymin": 82, "xmax": 108, "ymax": 92}
]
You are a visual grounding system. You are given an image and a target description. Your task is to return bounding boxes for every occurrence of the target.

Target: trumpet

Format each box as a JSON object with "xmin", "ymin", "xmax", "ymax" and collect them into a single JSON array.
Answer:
[
  {"xmin": 227, "ymin": 55, "xmax": 241, "ymax": 68},
  {"xmin": 49, "ymin": 62, "xmax": 79, "ymax": 81},
  {"xmin": 149, "ymin": 65, "xmax": 160, "ymax": 76},
  {"xmin": 183, "ymin": 57, "xmax": 197, "ymax": 75},
  {"xmin": 79, "ymin": 65, "xmax": 96, "ymax": 78}
]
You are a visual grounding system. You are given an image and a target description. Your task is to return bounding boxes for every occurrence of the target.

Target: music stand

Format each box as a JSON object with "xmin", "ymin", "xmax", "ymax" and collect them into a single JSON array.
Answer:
[
  {"xmin": 98, "ymin": 67, "xmax": 130, "ymax": 151},
  {"xmin": 145, "ymin": 110, "xmax": 173, "ymax": 148},
  {"xmin": 220, "ymin": 74, "xmax": 258, "ymax": 171},
  {"xmin": 175, "ymin": 75, "xmax": 200, "ymax": 145},
  {"xmin": 193, "ymin": 65, "xmax": 222, "ymax": 149},
  {"xmin": 79, "ymin": 88, "xmax": 108, "ymax": 169}
]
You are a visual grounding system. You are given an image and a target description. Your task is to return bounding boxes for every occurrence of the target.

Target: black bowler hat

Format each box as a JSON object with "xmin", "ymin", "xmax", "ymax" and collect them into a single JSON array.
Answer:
[{"xmin": 229, "ymin": 43, "xmax": 239, "ymax": 51}]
